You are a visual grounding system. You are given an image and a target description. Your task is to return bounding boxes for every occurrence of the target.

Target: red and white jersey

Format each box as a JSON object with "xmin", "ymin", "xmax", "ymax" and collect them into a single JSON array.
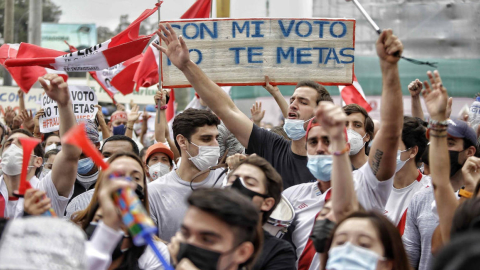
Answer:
[
  {"xmin": 385, "ymin": 171, "xmax": 431, "ymax": 235},
  {"xmin": 283, "ymin": 182, "xmax": 330, "ymax": 270}
]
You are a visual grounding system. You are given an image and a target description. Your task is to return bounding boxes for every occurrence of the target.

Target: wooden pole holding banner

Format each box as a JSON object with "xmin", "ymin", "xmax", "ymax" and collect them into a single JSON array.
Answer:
[
  {"xmin": 216, "ymin": 0, "xmax": 230, "ymax": 18},
  {"xmin": 156, "ymin": 0, "xmax": 162, "ymax": 125}
]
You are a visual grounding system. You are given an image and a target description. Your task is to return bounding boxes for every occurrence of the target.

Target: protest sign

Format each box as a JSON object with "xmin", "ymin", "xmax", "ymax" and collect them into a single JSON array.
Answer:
[
  {"xmin": 39, "ymin": 85, "xmax": 98, "ymax": 133},
  {"xmin": 160, "ymin": 18, "xmax": 355, "ymax": 87}
]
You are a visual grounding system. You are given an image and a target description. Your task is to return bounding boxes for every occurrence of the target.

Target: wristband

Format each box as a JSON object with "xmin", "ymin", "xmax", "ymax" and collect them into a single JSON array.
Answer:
[
  {"xmin": 333, "ymin": 144, "xmax": 350, "ymax": 156},
  {"xmin": 126, "ymin": 126, "xmax": 133, "ymax": 130},
  {"xmin": 459, "ymin": 187, "xmax": 473, "ymax": 199},
  {"xmin": 160, "ymin": 105, "xmax": 168, "ymax": 110}
]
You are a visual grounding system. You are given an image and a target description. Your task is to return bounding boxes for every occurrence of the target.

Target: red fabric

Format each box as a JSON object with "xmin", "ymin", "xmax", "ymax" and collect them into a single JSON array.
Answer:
[
  {"xmin": 340, "ymin": 74, "xmax": 372, "ymax": 112},
  {"xmin": 109, "ymin": 6, "xmax": 158, "ymax": 47},
  {"xmin": 102, "ymin": 37, "xmax": 151, "ymax": 67},
  {"xmin": 110, "ymin": 54, "xmax": 144, "ymax": 95},
  {"xmin": 134, "ymin": 0, "xmax": 212, "ymax": 90},
  {"xmin": 397, "ymin": 209, "xmax": 408, "ymax": 236},
  {"xmin": 0, "ymin": 194, "xmax": 5, "ymax": 218},
  {"xmin": 166, "ymin": 89, "xmax": 175, "ymax": 121},
  {"xmin": 416, "ymin": 170, "xmax": 422, "ymax": 182},
  {"xmin": 89, "ymin": 71, "xmax": 117, "ymax": 101},
  {"xmin": 298, "ymin": 189, "xmax": 332, "ymax": 270}
]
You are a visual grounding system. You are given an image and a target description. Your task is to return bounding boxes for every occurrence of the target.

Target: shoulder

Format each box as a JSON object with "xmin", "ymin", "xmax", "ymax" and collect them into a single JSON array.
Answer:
[
  {"xmin": 148, "ymin": 171, "xmax": 175, "ymax": 190},
  {"xmin": 283, "ymin": 182, "xmax": 316, "ymax": 201},
  {"xmin": 138, "ymin": 240, "xmax": 170, "ymax": 269},
  {"xmin": 264, "ymin": 231, "xmax": 295, "ymax": 252}
]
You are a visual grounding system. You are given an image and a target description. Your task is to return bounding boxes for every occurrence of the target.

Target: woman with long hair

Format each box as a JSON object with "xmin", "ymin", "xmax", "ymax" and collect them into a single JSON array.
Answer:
[{"xmin": 72, "ymin": 152, "xmax": 168, "ymax": 270}]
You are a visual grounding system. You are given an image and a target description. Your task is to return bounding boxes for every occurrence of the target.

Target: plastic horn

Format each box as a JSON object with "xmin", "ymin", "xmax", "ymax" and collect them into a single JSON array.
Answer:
[
  {"xmin": 61, "ymin": 122, "xmax": 109, "ymax": 170},
  {"xmin": 13, "ymin": 137, "xmax": 41, "ymax": 197}
]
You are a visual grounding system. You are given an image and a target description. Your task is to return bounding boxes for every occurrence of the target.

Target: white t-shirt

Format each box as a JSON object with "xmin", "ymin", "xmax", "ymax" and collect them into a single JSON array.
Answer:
[
  {"xmin": 0, "ymin": 171, "xmax": 73, "ymax": 218},
  {"xmin": 282, "ymin": 162, "xmax": 393, "ymax": 270},
  {"xmin": 385, "ymin": 172, "xmax": 430, "ymax": 233},
  {"xmin": 148, "ymin": 168, "xmax": 225, "ymax": 242}
]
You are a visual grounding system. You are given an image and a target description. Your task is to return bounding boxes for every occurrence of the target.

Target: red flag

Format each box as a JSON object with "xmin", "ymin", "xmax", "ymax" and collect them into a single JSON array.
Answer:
[
  {"xmin": 166, "ymin": 89, "xmax": 175, "ymax": 121},
  {"xmin": 0, "ymin": 44, "xmax": 68, "ymax": 93},
  {"xmin": 133, "ymin": 0, "xmax": 212, "ymax": 91},
  {"xmin": 338, "ymin": 74, "xmax": 372, "ymax": 112},
  {"xmin": 110, "ymin": 54, "xmax": 144, "ymax": 95}
]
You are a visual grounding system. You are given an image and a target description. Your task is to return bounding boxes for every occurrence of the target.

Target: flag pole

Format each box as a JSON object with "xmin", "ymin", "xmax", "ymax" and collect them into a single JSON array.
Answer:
[{"xmin": 156, "ymin": 0, "xmax": 162, "ymax": 125}]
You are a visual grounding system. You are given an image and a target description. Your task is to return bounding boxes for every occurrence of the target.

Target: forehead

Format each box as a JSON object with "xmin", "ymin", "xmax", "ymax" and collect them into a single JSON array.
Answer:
[
  {"xmin": 335, "ymin": 218, "xmax": 379, "ymax": 239},
  {"xmin": 109, "ymin": 156, "xmax": 143, "ymax": 174},
  {"xmin": 183, "ymin": 206, "xmax": 234, "ymax": 242},
  {"xmin": 192, "ymin": 125, "xmax": 219, "ymax": 137},
  {"xmin": 233, "ymin": 164, "xmax": 267, "ymax": 182},
  {"xmin": 307, "ymin": 126, "xmax": 329, "ymax": 140},
  {"xmin": 292, "ymin": 87, "xmax": 318, "ymax": 101},
  {"xmin": 6, "ymin": 132, "xmax": 29, "ymax": 146},
  {"xmin": 346, "ymin": 112, "xmax": 366, "ymax": 124},
  {"xmin": 102, "ymin": 140, "xmax": 133, "ymax": 153},
  {"xmin": 149, "ymin": 152, "xmax": 169, "ymax": 160},
  {"xmin": 46, "ymin": 135, "xmax": 60, "ymax": 143}
]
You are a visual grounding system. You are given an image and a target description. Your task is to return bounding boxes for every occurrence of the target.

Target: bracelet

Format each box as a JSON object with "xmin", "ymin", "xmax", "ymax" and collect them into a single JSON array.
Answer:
[
  {"xmin": 429, "ymin": 119, "xmax": 449, "ymax": 126},
  {"xmin": 458, "ymin": 187, "xmax": 473, "ymax": 199},
  {"xmin": 126, "ymin": 126, "xmax": 133, "ymax": 130},
  {"xmin": 160, "ymin": 105, "xmax": 168, "ymax": 110},
  {"xmin": 333, "ymin": 144, "xmax": 350, "ymax": 156}
]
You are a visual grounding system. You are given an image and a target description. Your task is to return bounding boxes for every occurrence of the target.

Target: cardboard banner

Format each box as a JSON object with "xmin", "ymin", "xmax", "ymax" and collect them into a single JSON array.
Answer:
[
  {"xmin": 161, "ymin": 18, "xmax": 355, "ymax": 88},
  {"xmin": 39, "ymin": 85, "xmax": 98, "ymax": 133}
]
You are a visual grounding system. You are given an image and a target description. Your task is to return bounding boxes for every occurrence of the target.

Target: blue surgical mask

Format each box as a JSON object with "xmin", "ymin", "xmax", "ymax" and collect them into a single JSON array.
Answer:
[
  {"xmin": 283, "ymin": 118, "xmax": 311, "ymax": 140},
  {"xmin": 307, "ymin": 155, "xmax": 332, "ymax": 181},
  {"xmin": 77, "ymin": 157, "xmax": 95, "ymax": 175},
  {"xmin": 326, "ymin": 242, "xmax": 386, "ymax": 270},
  {"xmin": 395, "ymin": 149, "xmax": 411, "ymax": 173},
  {"xmin": 113, "ymin": 124, "xmax": 126, "ymax": 135}
]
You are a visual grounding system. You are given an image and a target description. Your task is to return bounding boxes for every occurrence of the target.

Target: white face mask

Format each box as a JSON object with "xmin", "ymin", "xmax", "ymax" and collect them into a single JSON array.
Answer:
[
  {"xmin": 45, "ymin": 143, "xmax": 57, "ymax": 153},
  {"xmin": 395, "ymin": 149, "xmax": 411, "ymax": 173},
  {"xmin": 148, "ymin": 162, "xmax": 171, "ymax": 181},
  {"xmin": 186, "ymin": 142, "xmax": 220, "ymax": 171},
  {"xmin": 40, "ymin": 168, "xmax": 51, "ymax": 179},
  {"xmin": 1, "ymin": 144, "xmax": 36, "ymax": 176},
  {"xmin": 347, "ymin": 129, "xmax": 367, "ymax": 156}
]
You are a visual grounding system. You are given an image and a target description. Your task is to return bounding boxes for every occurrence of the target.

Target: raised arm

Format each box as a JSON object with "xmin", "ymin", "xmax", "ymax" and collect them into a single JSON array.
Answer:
[
  {"xmin": 153, "ymin": 23, "xmax": 253, "ymax": 147},
  {"xmin": 95, "ymin": 105, "xmax": 111, "ymax": 140},
  {"xmin": 422, "ymin": 70, "xmax": 458, "ymax": 243},
  {"xmin": 32, "ymin": 109, "xmax": 44, "ymax": 139},
  {"xmin": 125, "ymin": 105, "xmax": 140, "ymax": 139},
  {"xmin": 39, "ymin": 74, "xmax": 81, "ymax": 197},
  {"xmin": 368, "ymin": 30, "xmax": 404, "ymax": 181},
  {"xmin": 408, "ymin": 79, "xmax": 425, "ymax": 120},
  {"xmin": 139, "ymin": 108, "xmax": 149, "ymax": 145},
  {"xmin": 154, "ymin": 89, "xmax": 167, "ymax": 143},
  {"xmin": 18, "ymin": 89, "xmax": 26, "ymax": 112},
  {"xmin": 264, "ymin": 76, "xmax": 289, "ymax": 118},
  {"xmin": 316, "ymin": 102, "xmax": 358, "ymax": 221}
]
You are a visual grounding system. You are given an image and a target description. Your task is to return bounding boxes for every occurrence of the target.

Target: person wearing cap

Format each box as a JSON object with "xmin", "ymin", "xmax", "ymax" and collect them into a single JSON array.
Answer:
[
  {"xmin": 403, "ymin": 71, "xmax": 479, "ymax": 270},
  {"xmin": 144, "ymin": 142, "xmax": 174, "ymax": 182},
  {"xmin": 0, "ymin": 74, "xmax": 79, "ymax": 218}
]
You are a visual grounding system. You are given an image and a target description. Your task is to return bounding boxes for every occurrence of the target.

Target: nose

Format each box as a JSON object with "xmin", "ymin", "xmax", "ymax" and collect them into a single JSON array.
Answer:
[
  {"xmin": 289, "ymin": 101, "xmax": 298, "ymax": 112},
  {"xmin": 316, "ymin": 141, "xmax": 328, "ymax": 155}
]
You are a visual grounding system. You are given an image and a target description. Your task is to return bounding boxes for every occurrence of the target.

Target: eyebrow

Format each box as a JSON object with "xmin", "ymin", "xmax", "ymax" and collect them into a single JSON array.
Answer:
[{"xmin": 336, "ymin": 232, "xmax": 375, "ymax": 241}]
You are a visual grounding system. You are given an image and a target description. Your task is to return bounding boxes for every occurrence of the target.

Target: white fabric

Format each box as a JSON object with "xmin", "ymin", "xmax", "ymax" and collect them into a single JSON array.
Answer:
[
  {"xmin": 282, "ymin": 182, "xmax": 328, "ymax": 270},
  {"xmin": 86, "ymin": 221, "xmax": 170, "ymax": 270},
  {"xmin": 352, "ymin": 162, "xmax": 394, "ymax": 212},
  {"xmin": 431, "ymin": 189, "xmax": 460, "ymax": 217},
  {"xmin": 0, "ymin": 171, "xmax": 73, "ymax": 218},
  {"xmin": 148, "ymin": 168, "xmax": 225, "ymax": 241},
  {"xmin": 385, "ymin": 173, "xmax": 431, "ymax": 226}
]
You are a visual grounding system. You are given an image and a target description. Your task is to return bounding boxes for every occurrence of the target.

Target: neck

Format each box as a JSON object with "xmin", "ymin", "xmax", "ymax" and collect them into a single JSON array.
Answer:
[
  {"xmin": 3, "ymin": 174, "xmax": 20, "ymax": 197},
  {"xmin": 291, "ymin": 137, "xmax": 307, "ymax": 156},
  {"xmin": 177, "ymin": 156, "xmax": 209, "ymax": 183},
  {"xmin": 317, "ymin": 180, "xmax": 331, "ymax": 193},
  {"xmin": 393, "ymin": 162, "xmax": 419, "ymax": 189},
  {"xmin": 450, "ymin": 171, "xmax": 464, "ymax": 191},
  {"xmin": 350, "ymin": 151, "xmax": 368, "ymax": 169}
]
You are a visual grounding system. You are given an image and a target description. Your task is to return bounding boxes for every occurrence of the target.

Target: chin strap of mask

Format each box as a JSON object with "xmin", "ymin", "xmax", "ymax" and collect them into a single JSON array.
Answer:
[{"xmin": 190, "ymin": 138, "xmax": 229, "ymax": 191}]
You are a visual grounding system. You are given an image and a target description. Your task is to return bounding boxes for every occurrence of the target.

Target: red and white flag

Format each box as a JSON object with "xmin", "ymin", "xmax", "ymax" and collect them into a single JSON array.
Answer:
[
  {"xmin": 0, "ymin": 43, "xmax": 68, "ymax": 93},
  {"xmin": 133, "ymin": 0, "xmax": 212, "ymax": 91},
  {"xmin": 5, "ymin": 6, "xmax": 159, "ymax": 73},
  {"xmin": 338, "ymin": 74, "xmax": 372, "ymax": 112}
]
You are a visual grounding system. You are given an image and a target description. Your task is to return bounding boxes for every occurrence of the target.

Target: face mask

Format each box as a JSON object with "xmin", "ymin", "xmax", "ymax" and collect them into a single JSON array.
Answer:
[
  {"xmin": 113, "ymin": 124, "xmax": 126, "ymax": 136},
  {"xmin": 176, "ymin": 243, "xmax": 222, "ymax": 270},
  {"xmin": 45, "ymin": 143, "xmax": 58, "ymax": 153},
  {"xmin": 310, "ymin": 218, "xmax": 336, "ymax": 253},
  {"xmin": 230, "ymin": 177, "xmax": 269, "ymax": 199},
  {"xmin": 395, "ymin": 149, "xmax": 411, "ymax": 173},
  {"xmin": 326, "ymin": 242, "xmax": 386, "ymax": 270},
  {"xmin": 1, "ymin": 144, "xmax": 29, "ymax": 176},
  {"xmin": 148, "ymin": 162, "xmax": 170, "ymax": 181},
  {"xmin": 307, "ymin": 155, "xmax": 332, "ymax": 181},
  {"xmin": 283, "ymin": 118, "xmax": 311, "ymax": 140},
  {"xmin": 85, "ymin": 222, "xmax": 127, "ymax": 261},
  {"xmin": 187, "ymin": 142, "xmax": 220, "ymax": 171},
  {"xmin": 77, "ymin": 157, "xmax": 95, "ymax": 175},
  {"xmin": 347, "ymin": 129, "xmax": 367, "ymax": 156},
  {"xmin": 449, "ymin": 150, "xmax": 465, "ymax": 177},
  {"xmin": 40, "ymin": 168, "xmax": 51, "ymax": 179}
]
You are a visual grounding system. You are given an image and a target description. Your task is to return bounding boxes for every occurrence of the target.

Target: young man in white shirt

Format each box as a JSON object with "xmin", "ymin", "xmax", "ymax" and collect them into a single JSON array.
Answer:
[
  {"xmin": 343, "ymin": 104, "xmax": 374, "ymax": 170},
  {"xmin": 282, "ymin": 29, "xmax": 405, "ymax": 270},
  {"xmin": 384, "ymin": 116, "xmax": 430, "ymax": 234},
  {"xmin": 0, "ymin": 74, "xmax": 80, "ymax": 218},
  {"xmin": 148, "ymin": 108, "xmax": 225, "ymax": 242}
]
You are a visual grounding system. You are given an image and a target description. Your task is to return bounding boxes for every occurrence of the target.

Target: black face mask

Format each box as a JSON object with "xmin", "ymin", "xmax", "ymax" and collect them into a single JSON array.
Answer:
[
  {"xmin": 309, "ymin": 218, "xmax": 336, "ymax": 253},
  {"xmin": 176, "ymin": 243, "xmax": 222, "ymax": 270},
  {"xmin": 449, "ymin": 150, "xmax": 465, "ymax": 178},
  {"xmin": 231, "ymin": 177, "xmax": 269, "ymax": 200},
  {"xmin": 135, "ymin": 184, "xmax": 145, "ymax": 201},
  {"xmin": 85, "ymin": 222, "xmax": 127, "ymax": 261}
]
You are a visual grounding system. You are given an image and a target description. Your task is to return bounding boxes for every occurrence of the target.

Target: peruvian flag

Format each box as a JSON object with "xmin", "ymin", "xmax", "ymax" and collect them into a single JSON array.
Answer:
[
  {"xmin": 0, "ymin": 43, "xmax": 68, "ymax": 93},
  {"xmin": 133, "ymin": 0, "xmax": 212, "ymax": 91},
  {"xmin": 338, "ymin": 74, "xmax": 372, "ymax": 112},
  {"xmin": 4, "ymin": 6, "xmax": 159, "ymax": 72}
]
